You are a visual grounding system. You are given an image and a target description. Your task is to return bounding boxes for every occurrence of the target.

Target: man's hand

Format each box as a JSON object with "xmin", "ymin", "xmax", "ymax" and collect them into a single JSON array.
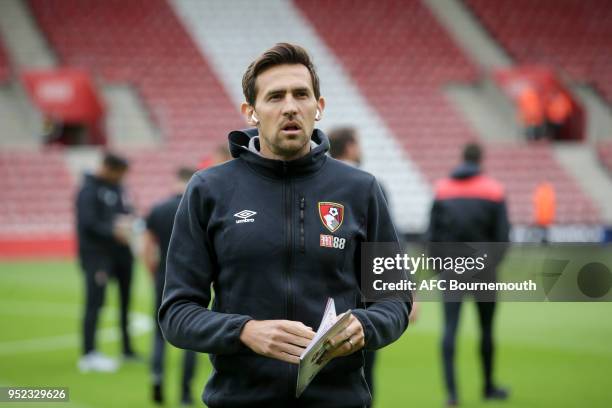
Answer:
[
  {"xmin": 240, "ymin": 320, "xmax": 316, "ymax": 364},
  {"xmin": 113, "ymin": 215, "xmax": 133, "ymax": 245},
  {"xmin": 409, "ymin": 301, "xmax": 420, "ymax": 324},
  {"xmin": 319, "ymin": 313, "xmax": 365, "ymax": 363}
]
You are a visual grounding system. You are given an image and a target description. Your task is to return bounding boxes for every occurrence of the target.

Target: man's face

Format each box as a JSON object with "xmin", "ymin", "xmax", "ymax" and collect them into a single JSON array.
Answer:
[
  {"xmin": 243, "ymin": 64, "xmax": 325, "ymax": 161},
  {"xmin": 103, "ymin": 167, "xmax": 127, "ymax": 185}
]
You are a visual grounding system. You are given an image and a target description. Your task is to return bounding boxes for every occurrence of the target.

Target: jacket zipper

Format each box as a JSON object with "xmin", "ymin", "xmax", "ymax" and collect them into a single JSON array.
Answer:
[
  {"xmin": 283, "ymin": 163, "xmax": 295, "ymax": 399},
  {"xmin": 299, "ymin": 196, "xmax": 305, "ymax": 253}
]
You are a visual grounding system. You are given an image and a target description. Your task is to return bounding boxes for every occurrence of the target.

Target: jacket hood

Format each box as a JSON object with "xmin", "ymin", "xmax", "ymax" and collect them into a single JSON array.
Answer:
[
  {"xmin": 228, "ymin": 127, "xmax": 329, "ymax": 178},
  {"xmin": 451, "ymin": 162, "xmax": 481, "ymax": 179},
  {"xmin": 83, "ymin": 172, "xmax": 120, "ymax": 188},
  {"xmin": 83, "ymin": 172, "xmax": 105, "ymax": 186}
]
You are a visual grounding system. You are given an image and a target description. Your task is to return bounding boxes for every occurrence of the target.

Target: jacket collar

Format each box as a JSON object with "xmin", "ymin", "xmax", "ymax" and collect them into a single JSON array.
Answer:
[
  {"xmin": 451, "ymin": 162, "xmax": 481, "ymax": 180},
  {"xmin": 228, "ymin": 127, "xmax": 329, "ymax": 179}
]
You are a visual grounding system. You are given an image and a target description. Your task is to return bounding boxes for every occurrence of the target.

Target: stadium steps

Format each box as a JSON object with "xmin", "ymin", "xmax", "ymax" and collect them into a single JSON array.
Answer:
[
  {"xmin": 423, "ymin": 0, "xmax": 512, "ymax": 70},
  {"xmin": 101, "ymin": 84, "xmax": 161, "ymax": 147},
  {"xmin": 170, "ymin": 0, "xmax": 433, "ymax": 233},
  {"xmin": 0, "ymin": 0, "xmax": 56, "ymax": 69},
  {"xmin": 552, "ymin": 144, "xmax": 612, "ymax": 224},
  {"xmin": 445, "ymin": 81, "xmax": 521, "ymax": 142},
  {"xmin": 0, "ymin": 81, "xmax": 41, "ymax": 146},
  {"xmin": 0, "ymin": 0, "xmax": 52, "ymax": 146},
  {"xmin": 570, "ymin": 85, "xmax": 612, "ymax": 143}
]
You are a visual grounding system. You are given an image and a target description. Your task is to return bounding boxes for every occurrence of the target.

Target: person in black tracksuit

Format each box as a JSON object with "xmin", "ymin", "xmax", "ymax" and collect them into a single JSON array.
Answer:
[
  {"xmin": 428, "ymin": 143, "xmax": 510, "ymax": 406},
  {"xmin": 143, "ymin": 167, "xmax": 198, "ymax": 405},
  {"xmin": 159, "ymin": 43, "xmax": 411, "ymax": 408},
  {"xmin": 76, "ymin": 153, "xmax": 136, "ymax": 369}
]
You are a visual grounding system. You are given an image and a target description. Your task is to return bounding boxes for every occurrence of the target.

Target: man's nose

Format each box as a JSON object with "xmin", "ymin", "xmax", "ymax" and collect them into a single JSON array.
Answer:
[{"xmin": 281, "ymin": 96, "xmax": 298, "ymax": 116}]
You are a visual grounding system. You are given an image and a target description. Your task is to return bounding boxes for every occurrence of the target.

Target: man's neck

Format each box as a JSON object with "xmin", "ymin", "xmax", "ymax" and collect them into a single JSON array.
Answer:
[{"xmin": 258, "ymin": 138, "xmax": 312, "ymax": 162}]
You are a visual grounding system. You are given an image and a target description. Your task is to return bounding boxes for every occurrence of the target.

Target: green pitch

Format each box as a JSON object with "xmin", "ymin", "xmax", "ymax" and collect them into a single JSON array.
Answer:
[{"xmin": 1, "ymin": 260, "xmax": 611, "ymax": 407}]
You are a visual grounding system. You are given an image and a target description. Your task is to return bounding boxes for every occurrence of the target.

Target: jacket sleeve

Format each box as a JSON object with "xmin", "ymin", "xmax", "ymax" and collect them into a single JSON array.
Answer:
[
  {"xmin": 158, "ymin": 175, "xmax": 253, "ymax": 354},
  {"xmin": 351, "ymin": 178, "xmax": 411, "ymax": 351},
  {"xmin": 77, "ymin": 186, "xmax": 114, "ymax": 240},
  {"xmin": 493, "ymin": 200, "xmax": 510, "ymax": 242},
  {"xmin": 427, "ymin": 198, "xmax": 444, "ymax": 242}
]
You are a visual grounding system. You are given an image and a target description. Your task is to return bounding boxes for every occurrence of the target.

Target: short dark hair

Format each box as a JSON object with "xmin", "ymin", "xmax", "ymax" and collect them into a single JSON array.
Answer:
[
  {"xmin": 463, "ymin": 143, "xmax": 482, "ymax": 164},
  {"xmin": 328, "ymin": 127, "xmax": 357, "ymax": 159},
  {"xmin": 103, "ymin": 152, "xmax": 129, "ymax": 171},
  {"xmin": 242, "ymin": 43, "xmax": 320, "ymax": 106},
  {"xmin": 176, "ymin": 167, "xmax": 196, "ymax": 182}
]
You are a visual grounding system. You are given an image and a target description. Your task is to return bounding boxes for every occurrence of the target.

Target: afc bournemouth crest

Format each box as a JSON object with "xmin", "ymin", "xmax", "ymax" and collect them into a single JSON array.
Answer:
[{"xmin": 318, "ymin": 202, "xmax": 344, "ymax": 233}]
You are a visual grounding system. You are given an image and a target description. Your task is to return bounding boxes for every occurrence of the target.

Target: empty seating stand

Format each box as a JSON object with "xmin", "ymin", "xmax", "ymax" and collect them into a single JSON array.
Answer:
[
  {"xmin": 1, "ymin": 0, "xmax": 602, "ymax": 248},
  {"xmin": 0, "ymin": 148, "xmax": 74, "ymax": 238},
  {"xmin": 294, "ymin": 0, "xmax": 600, "ymax": 225},
  {"xmin": 466, "ymin": 0, "xmax": 612, "ymax": 104},
  {"xmin": 28, "ymin": 0, "xmax": 243, "ymax": 215}
]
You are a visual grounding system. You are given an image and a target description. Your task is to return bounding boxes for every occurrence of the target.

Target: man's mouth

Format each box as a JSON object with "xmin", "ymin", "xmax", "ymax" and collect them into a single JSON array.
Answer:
[{"xmin": 281, "ymin": 122, "xmax": 302, "ymax": 134}]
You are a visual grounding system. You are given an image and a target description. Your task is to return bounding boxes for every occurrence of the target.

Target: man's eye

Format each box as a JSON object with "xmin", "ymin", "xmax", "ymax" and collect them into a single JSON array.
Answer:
[
  {"xmin": 296, "ymin": 92, "xmax": 308, "ymax": 98},
  {"xmin": 269, "ymin": 95, "xmax": 281, "ymax": 101}
]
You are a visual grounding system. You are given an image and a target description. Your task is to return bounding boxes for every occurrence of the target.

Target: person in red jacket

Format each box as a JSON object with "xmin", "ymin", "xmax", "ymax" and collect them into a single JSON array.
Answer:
[
  {"xmin": 429, "ymin": 143, "xmax": 510, "ymax": 406},
  {"xmin": 533, "ymin": 181, "xmax": 556, "ymax": 243},
  {"xmin": 518, "ymin": 86, "xmax": 546, "ymax": 140}
]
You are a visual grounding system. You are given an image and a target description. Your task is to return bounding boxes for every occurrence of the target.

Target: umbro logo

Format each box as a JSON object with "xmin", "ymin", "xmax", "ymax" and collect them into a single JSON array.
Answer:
[{"xmin": 234, "ymin": 210, "xmax": 257, "ymax": 224}]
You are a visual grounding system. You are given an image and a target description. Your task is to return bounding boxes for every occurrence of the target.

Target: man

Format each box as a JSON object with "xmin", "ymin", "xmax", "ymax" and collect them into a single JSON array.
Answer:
[
  {"xmin": 328, "ymin": 126, "xmax": 362, "ymax": 167},
  {"xmin": 143, "ymin": 167, "xmax": 198, "ymax": 405},
  {"xmin": 75, "ymin": 152, "xmax": 137, "ymax": 372},
  {"xmin": 159, "ymin": 43, "xmax": 411, "ymax": 407},
  {"xmin": 428, "ymin": 143, "xmax": 510, "ymax": 406}
]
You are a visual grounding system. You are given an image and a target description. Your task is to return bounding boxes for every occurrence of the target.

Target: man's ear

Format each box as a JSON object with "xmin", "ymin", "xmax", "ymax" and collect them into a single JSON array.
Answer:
[
  {"xmin": 315, "ymin": 97, "xmax": 326, "ymax": 121},
  {"xmin": 241, "ymin": 103, "xmax": 258, "ymax": 126}
]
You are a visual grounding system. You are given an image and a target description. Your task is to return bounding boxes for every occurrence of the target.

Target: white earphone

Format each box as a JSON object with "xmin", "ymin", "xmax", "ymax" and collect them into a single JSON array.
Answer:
[{"xmin": 315, "ymin": 109, "xmax": 321, "ymax": 121}]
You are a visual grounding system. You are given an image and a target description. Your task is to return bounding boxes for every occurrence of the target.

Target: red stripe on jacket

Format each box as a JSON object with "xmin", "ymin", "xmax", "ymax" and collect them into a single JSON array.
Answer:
[{"xmin": 435, "ymin": 175, "xmax": 504, "ymax": 202}]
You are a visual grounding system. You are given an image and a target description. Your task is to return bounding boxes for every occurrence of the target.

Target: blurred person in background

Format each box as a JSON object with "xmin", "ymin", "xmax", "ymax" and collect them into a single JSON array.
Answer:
[
  {"xmin": 328, "ymin": 126, "xmax": 362, "ymax": 167},
  {"xmin": 197, "ymin": 144, "xmax": 232, "ymax": 170},
  {"xmin": 143, "ymin": 167, "xmax": 198, "ymax": 406},
  {"xmin": 545, "ymin": 91, "xmax": 573, "ymax": 140},
  {"xmin": 75, "ymin": 152, "xmax": 138, "ymax": 372},
  {"xmin": 428, "ymin": 143, "xmax": 510, "ymax": 406},
  {"xmin": 328, "ymin": 126, "xmax": 418, "ymax": 407},
  {"xmin": 518, "ymin": 86, "xmax": 546, "ymax": 141},
  {"xmin": 533, "ymin": 181, "xmax": 556, "ymax": 243}
]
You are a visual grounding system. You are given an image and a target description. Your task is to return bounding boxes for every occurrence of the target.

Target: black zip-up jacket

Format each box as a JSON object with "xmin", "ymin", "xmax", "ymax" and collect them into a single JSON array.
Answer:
[
  {"xmin": 159, "ymin": 128, "xmax": 411, "ymax": 408},
  {"xmin": 428, "ymin": 162, "xmax": 510, "ymax": 242},
  {"xmin": 75, "ymin": 173, "xmax": 132, "ymax": 257}
]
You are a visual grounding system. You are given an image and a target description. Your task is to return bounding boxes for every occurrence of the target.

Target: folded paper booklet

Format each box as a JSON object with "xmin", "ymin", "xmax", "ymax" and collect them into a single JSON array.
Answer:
[{"xmin": 296, "ymin": 297, "xmax": 352, "ymax": 398}]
